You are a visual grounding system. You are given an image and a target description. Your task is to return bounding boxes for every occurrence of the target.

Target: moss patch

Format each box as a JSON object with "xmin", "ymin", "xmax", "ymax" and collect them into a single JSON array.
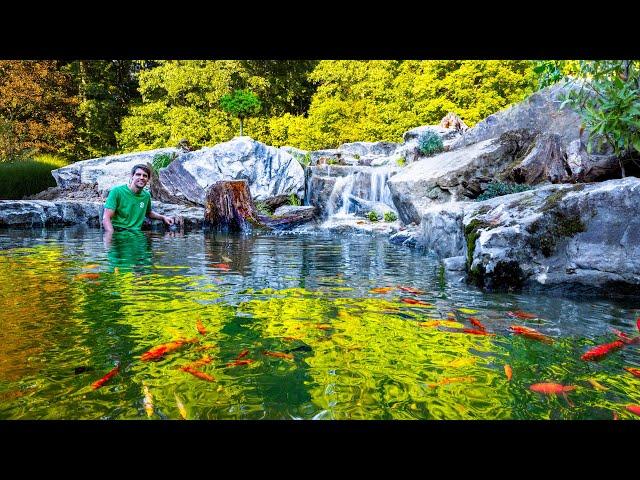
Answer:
[
  {"xmin": 464, "ymin": 219, "xmax": 492, "ymax": 269},
  {"xmin": 528, "ymin": 210, "xmax": 586, "ymax": 257}
]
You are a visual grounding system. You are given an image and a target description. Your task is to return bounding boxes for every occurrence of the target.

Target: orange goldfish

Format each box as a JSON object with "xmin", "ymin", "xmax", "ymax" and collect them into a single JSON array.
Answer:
[
  {"xmin": 428, "ymin": 376, "xmax": 475, "ymax": 388},
  {"xmin": 625, "ymin": 405, "xmax": 640, "ymax": 415},
  {"xmin": 581, "ymin": 340, "xmax": 625, "ymax": 361},
  {"xmin": 401, "ymin": 298, "xmax": 432, "ymax": 307},
  {"xmin": 419, "ymin": 320, "xmax": 441, "ymax": 328},
  {"xmin": 140, "ymin": 339, "xmax": 195, "ymax": 361},
  {"xmin": 461, "ymin": 328, "xmax": 495, "ymax": 336},
  {"xmin": 180, "ymin": 366, "xmax": 215, "ymax": 382},
  {"xmin": 530, "ymin": 382, "xmax": 576, "ymax": 407},
  {"xmin": 212, "ymin": 263, "xmax": 231, "ymax": 270},
  {"xmin": 510, "ymin": 325, "xmax": 554, "ymax": 344},
  {"xmin": 637, "ymin": 317, "xmax": 640, "ymax": 332},
  {"xmin": 82, "ymin": 264, "xmax": 99, "ymax": 269},
  {"xmin": 76, "ymin": 272, "xmax": 100, "ymax": 280},
  {"xmin": 507, "ymin": 310, "xmax": 538, "ymax": 320},
  {"xmin": 469, "ymin": 317, "xmax": 486, "ymax": 331},
  {"xmin": 196, "ymin": 319, "xmax": 207, "ymax": 335},
  {"xmin": 624, "ymin": 367, "xmax": 640, "ymax": 378},
  {"xmin": 263, "ymin": 350, "xmax": 294, "ymax": 360},
  {"xmin": 626, "ymin": 405, "xmax": 640, "ymax": 416},
  {"xmin": 398, "ymin": 286, "xmax": 424, "ymax": 295},
  {"xmin": 370, "ymin": 287, "xmax": 394, "ymax": 294},
  {"xmin": 91, "ymin": 365, "xmax": 120, "ymax": 390},
  {"xmin": 226, "ymin": 359, "xmax": 255, "ymax": 368},
  {"xmin": 504, "ymin": 364, "xmax": 513, "ymax": 381}
]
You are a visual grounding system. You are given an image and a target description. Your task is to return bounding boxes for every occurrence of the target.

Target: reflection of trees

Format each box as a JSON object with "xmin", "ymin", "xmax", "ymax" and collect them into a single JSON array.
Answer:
[{"xmin": 0, "ymin": 246, "xmax": 78, "ymax": 385}]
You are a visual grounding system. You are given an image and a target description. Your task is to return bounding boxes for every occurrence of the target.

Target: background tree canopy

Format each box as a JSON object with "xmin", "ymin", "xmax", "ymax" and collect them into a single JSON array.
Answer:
[{"xmin": 0, "ymin": 59, "xmax": 546, "ymax": 162}]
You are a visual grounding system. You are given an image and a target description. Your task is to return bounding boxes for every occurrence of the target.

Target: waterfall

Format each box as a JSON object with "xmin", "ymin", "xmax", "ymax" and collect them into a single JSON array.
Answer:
[
  {"xmin": 369, "ymin": 166, "xmax": 396, "ymax": 207},
  {"xmin": 326, "ymin": 173, "xmax": 358, "ymax": 218}
]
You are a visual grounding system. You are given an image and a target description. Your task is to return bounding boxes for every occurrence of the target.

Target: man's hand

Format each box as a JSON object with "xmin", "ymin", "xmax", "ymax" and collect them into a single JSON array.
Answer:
[{"xmin": 163, "ymin": 215, "xmax": 175, "ymax": 226}]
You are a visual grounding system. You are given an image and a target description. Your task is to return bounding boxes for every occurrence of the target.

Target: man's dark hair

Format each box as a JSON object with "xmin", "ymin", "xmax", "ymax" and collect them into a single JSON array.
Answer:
[{"xmin": 131, "ymin": 164, "xmax": 151, "ymax": 177}]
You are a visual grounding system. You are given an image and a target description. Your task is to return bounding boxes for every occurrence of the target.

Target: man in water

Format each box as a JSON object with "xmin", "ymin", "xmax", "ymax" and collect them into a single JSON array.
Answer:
[{"xmin": 102, "ymin": 164, "xmax": 175, "ymax": 239}]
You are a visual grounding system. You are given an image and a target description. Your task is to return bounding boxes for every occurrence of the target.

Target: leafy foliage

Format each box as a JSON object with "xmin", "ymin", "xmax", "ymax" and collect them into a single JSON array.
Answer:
[
  {"xmin": 476, "ymin": 182, "xmax": 532, "ymax": 201},
  {"xmin": 289, "ymin": 193, "xmax": 301, "ymax": 206},
  {"xmin": 383, "ymin": 211, "xmax": 397, "ymax": 222},
  {"xmin": 368, "ymin": 211, "xmax": 380, "ymax": 222},
  {"xmin": 0, "ymin": 61, "xmax": 78, "ymax": 161},
  {"xmin": 151, "ymin": 152, "xmax": 177, "ymax": 173},
  {"xmin": 417, "ymin": 130, "xmax": 444, "ymax": 156},
  {"xmin": 561, "ymin": 61, "xmax": 640, "ymax": 176}
]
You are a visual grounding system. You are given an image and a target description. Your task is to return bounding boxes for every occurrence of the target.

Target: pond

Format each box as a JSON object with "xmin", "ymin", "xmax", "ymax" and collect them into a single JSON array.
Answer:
[{"xmin": 0, "ymin": 227, "xmax": 639, "ymax": 420}]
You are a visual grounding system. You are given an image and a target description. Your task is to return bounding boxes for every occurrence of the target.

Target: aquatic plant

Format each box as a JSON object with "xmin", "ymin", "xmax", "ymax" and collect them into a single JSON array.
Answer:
[{"xmin": 289, "ymin": 193, "xmax": 301, "ymax": 206}]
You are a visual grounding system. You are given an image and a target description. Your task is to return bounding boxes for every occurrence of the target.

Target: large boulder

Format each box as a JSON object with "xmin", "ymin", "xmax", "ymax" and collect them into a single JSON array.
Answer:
[
  {"xmin": 154, "ymin": 136, "xmax": 305, "ymax": 207},
  {"xmin": 449, "ymin": 81, "xmax": 621, "ymax": 182},
  {"xmin": 387, "ymin": 132, "xmax": 534, "ymax": 224},
  {"xmin": 414, "ymin": 177, "xmax": 640, "ymax": 294},
  {"xmin": 51, "ymin": 148, "xmax": 179, "ymax": 194}
]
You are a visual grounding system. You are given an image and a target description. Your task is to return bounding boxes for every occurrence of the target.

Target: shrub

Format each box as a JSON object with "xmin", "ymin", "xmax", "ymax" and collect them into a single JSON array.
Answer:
[
  {"xmin": 476, "ymin": 182, "xmax": 533, "ymax": 201},
  {"xmin": 367, "ymin": 211, "xmax": 379, "ymax": 222},
  {"xmin": 152, "ymin": 152, "xmax": 176, "ymax": 173},
  {"xmin": 255, "ymin": 201, "xmax": 273, "ymax": 215},
  {"xmin": 383, "ymin": 211, "xmax": 397, "ymax": 222},
  {"xmin": 0, "ymin": 154, "xmax": 70, "ymax": 199},
  {"xmin": 396, "ymin": 157, "xmax": 406, "ymax": 166},
  {"xmin": 289, "ymin": 193, "xmax": 301, "ymax": 206},
  {"xmin": 417, "ymin": 130, "xmax": 444, "ymax": 156},
  {"xmin": 353, "ymin": 154, "xmax": 360, "ymax": 160}
]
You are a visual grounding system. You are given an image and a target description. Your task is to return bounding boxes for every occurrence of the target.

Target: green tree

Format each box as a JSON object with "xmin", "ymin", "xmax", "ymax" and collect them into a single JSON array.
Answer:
[
  {"xmin": 64, "ymin": 60, "xmax": 142, "ymax": 158},
  {"xmin": 220, "ymin": 89, "xmax": 262, "ymax": 136}
]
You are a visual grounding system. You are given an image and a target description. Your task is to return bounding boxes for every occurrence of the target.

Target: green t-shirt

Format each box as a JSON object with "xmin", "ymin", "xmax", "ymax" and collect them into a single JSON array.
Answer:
[{"xmin": 104, "ymin": 184, "xmax": 151, "ymax": 230}]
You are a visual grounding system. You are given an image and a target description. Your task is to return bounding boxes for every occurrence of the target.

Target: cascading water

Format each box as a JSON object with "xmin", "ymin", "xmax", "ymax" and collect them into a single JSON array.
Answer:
[{"xmin": 315, "ymin": 165, "xmax": 400, "ymax": 225}]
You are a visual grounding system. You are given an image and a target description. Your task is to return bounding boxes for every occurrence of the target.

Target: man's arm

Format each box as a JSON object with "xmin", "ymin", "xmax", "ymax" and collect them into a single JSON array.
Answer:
[
  {"xmin": 147, "ymin": 210, "xmax": 175, "ymax": 226},
  {"xmin": 102, "ymin": 208, "xmax": 115, "ymax": 233}
]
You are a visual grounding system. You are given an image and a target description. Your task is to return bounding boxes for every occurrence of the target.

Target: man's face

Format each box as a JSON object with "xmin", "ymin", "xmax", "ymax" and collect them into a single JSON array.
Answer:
[{"xmin": 130, "ymin": 168, "xmax": 149, "ymax": 189}]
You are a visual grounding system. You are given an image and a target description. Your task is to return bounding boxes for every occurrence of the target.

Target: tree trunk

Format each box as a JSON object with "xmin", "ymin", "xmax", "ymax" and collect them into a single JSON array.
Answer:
[
  {"xmin": 204, "ymin": 180, "xmax": 262, "ymax": 232},
  {"xmin": 239, "ymin": 117, "xmax": 244, "ymax": 136}
]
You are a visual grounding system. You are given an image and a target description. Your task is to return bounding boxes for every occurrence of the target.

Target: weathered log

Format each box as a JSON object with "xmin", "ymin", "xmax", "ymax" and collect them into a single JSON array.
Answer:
[
  {"xmin": 258, "ymin": 206, "xmax": 317, "ymax": 231},
  {"xmin": 204, "ymin": 180, "xmax": 263, "ymax": 232}
]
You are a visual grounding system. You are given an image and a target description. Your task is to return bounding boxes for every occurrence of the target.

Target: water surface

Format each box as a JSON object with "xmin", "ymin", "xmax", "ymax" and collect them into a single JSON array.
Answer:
[{"xmin": 0, "ymin": 227, "xmax": 638, "ymax": 420}]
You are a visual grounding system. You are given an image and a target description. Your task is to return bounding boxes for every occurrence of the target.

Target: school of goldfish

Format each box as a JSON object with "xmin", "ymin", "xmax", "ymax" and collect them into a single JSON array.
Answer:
[{"xmin": 83, "ymin": 277, "xmax": 640, "ymax": 419}]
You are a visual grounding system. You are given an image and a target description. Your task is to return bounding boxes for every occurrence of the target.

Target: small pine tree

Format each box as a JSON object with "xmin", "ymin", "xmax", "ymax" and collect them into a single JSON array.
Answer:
[{"xmin": 220, "ymin": 89, "xmax": 262, "ymax": 137}]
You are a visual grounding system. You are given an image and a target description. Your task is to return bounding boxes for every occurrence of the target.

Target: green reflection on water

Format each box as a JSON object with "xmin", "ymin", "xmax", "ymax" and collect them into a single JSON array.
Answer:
[{"xmin": 0, "ymin": 240, "xmax": 639, "ymax": 420}]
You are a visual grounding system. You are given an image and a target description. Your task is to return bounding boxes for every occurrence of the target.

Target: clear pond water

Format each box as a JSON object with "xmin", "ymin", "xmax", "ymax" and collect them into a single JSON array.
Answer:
[{"xmin": 0, "ymin": 227, "xmax": 639, "ymax": 420}]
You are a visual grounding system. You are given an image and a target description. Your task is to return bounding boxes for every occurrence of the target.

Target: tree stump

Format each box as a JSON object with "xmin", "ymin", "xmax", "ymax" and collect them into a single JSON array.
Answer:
[{"xmin": 204, "ymin": 180, "xmax": 263, "ymax": 232}]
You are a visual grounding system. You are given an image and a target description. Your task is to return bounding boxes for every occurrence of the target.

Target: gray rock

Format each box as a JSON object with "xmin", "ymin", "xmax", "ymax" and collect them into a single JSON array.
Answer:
[
  {"xmin": 387, "ymin": 135, "xmax": 528, "ymax": 224},
  {"xmin": 51, "ymin": 148, "xmax": 179, "ymax": 194},
  {"xmin": 156, "ymin": 137, "xmax": 305, "ymax": 207},
  {"xmin": 449, "ymin": 81, "xmax": 620, "ymax": 182},
  {"xmin": 0, "ymin": 200, "xmax": 204, "ymax": 229},
  {"xmin": 412, "ymin": 177, "xmax": 640, "ymax": 293},
  {"xmin": 273, "ymin": 205, "xmax": 316, "ymax": 217},
  {"xmin": 442, "ymin": 256, "xmax": 467, "ymax": 272}
]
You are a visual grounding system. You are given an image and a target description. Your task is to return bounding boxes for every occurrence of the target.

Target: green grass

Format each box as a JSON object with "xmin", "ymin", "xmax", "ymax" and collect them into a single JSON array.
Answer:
[{"xmin": 0, "ymin": 154, "xmax": 72, "ymax": 199}]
